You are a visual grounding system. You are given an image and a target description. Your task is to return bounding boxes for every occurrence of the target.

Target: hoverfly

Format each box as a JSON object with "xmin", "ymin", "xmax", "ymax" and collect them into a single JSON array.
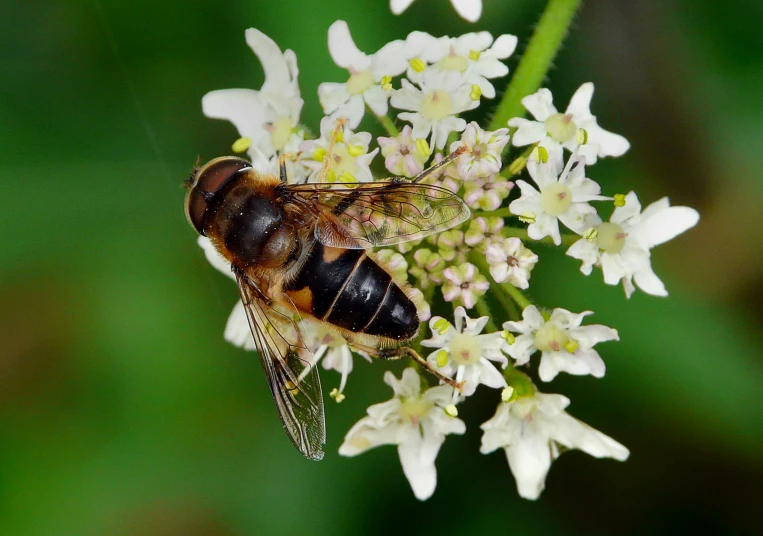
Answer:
[{"xmin": 184, "ymin": 129, "xmax": 470, "ymax": 460}]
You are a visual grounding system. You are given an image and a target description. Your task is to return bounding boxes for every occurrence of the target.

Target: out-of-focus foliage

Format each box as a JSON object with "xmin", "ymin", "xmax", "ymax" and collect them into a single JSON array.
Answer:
[{"xmin": 1, "ymin": 0, "xmax": 761, "ymax": 534}]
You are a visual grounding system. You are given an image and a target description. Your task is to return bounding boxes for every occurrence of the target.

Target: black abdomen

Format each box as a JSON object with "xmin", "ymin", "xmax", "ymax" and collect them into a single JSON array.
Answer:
[{"xmin": 285, "ymin": 242, "xmax": 418, "ymax": 341}]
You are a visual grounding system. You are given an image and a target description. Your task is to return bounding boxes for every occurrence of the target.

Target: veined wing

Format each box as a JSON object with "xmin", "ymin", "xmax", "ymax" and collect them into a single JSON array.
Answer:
[
  {"xmin": 235, "ymin": 270, "xmax": 326, "ymax": 460},
  {"xmin": 285, "ymin": 181, "xmax": 470, "ymax": 249}
]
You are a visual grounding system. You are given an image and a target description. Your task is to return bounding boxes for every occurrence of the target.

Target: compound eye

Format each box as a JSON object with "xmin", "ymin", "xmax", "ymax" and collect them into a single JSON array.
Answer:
[{"xmin": 184, "ymin": 156, "xmax": 251, "ymax": 235}]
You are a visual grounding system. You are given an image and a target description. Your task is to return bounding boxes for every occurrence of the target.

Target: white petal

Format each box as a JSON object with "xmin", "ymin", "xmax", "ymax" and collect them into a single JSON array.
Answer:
[
  {"xmin": 510, "ymin": 120, "xmax": 547, "ymax": 146},
  {"xmin": 224, "ymin": 301, "xmax": 256, "ymax": 350},
  {"xmin": 202, "ymin": 89, "xmax": 270, "ymax": 141},
  {"xmin": 327, "ymin": 20, "xmax": 370, "ymax": 70},
  {"xmin": 490, "ymin": 34, "xmax": 519, "ymax": 58},
  {"xmin": 363, "ymin": 84, "xmax": 390, "ymax": 116},
  {"xmin": 505, "ymin": 431, "xmax": 552, "ymax": 500},
  {"xmin": 450, "ymin": 0, "xmax": 482, "ymax": 22},
  {"xmin": 587, "ymin": 123, "xmax": 631, "ymax": 158},
  {"xmin": 521, "ymin": 88, "xmax": 557, "ymax": 121},
  {"xmin": 318, "ymin": 82, "xmax": 351, "ymax": 114},
  {"xmin": 398, "ymin": 432, "xmax": 440, "ymax": 500},
  {"xmin": 565, "ymin": 82, "xmax": 594, "ymax": 120},
  {"xmin": 245, "ymin": 29, "xmax": 291, "ymax": 94},
  {"xmin": 632, "ymin": 205, "xmax": 700, "ymax": 249},
  {"xmin": 197, "ymin": 236, "xmax": 234, "ymax": 279},
  {"xmin": 633, "ymin": 264, "xmax": 668, "ymax": 296},
  {"xmin": 547, "ymin": 412, "xmax": 630, "ymax": 461}
]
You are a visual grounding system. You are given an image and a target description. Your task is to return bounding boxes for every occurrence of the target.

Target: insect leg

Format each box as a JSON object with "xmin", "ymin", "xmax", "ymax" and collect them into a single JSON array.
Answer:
[
  {"xmin": 316, "ymin": 118, "xmax": 348, "ymax": 185},
  {"xmin": 278, "ymin": 153, "xmax": 299, "ymax": 184},
  {"xmin": 411, "ymin": 145, "xmax": 468, "ymax": 183},
  {"xmin": 350, "ymin": 341, "xmax": 463, "ymax": 391}
]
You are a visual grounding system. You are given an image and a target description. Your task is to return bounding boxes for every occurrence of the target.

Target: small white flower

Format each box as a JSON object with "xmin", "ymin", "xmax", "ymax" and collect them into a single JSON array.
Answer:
[
  {"xmin": 391, "ymin": 69, "xmax": 478, "ymax": 151},
  {"xmin": 299, "ymin": 117, "xmax": 378, "ymax": 184},
  {"xmin": 378, "ymin": 125, "xmax": 430, "ymax": 177},
  {"xmin": 303, "ymin": 323, "xmax": 370, "ymax": 398},
  {"xmin": 449, "ymin": 122, "xmax": 510, "ymax": 180},
  {"xmin": 407, "ymin": 32, "xmax": 517, "ymax": 97},
  {"xmin": 567, "ymin": 191, "xmax": 700, "ymax": 298},
  {"xmin": 486, "ymin": 238, "xmax": 538, "ymax": 289},
  {"xmin": 503, "ymin": 305, "xmax": 619, "ymax": 382},
  {"xmin": 509, "ymin": 157, "xmax": 609, "ymax": 245},
  {"xmin": 202, "ymin": 29, "xmax": 305, "ymax": 167},
  {"xmin": 480, "ymin": 391, "xmax": 630, "ymax": 500},
  {"xmin": 339, "ymin": 368, "xmax": 466, "ymax": 500},
  {"xmin": 463, "ymin": 173, "xmax": 514, "ymax": 211},
  {"xmin": 441, "ymin": 262, "xmax": 490, "ymax": 309},
  {"xmin": 391, "ymin": 0, "xmax": 483, "ymax": 22},
  {"xmin": 319, "ymin": 21, "xmax": 409, "ymax": 128},
  {"xmin": 422, "ymin": 306, "xmax": 507, "ymax": 397},
  {"xmin": 509, "ymin": 83, "xmax": 630, "ymax": 168},
  {"xmin": 375, "ymin": 249, "xmax": 409, "ymax": 282}
]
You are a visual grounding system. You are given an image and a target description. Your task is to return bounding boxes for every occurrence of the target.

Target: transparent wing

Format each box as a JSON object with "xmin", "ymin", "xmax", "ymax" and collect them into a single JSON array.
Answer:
[
  {"xmin": 235, "ymin": 270, "xmax": 326, "ymax": 461},
  {"xmin": 285, "ymin": 181, "xmax": 470, "ymax": 249}
]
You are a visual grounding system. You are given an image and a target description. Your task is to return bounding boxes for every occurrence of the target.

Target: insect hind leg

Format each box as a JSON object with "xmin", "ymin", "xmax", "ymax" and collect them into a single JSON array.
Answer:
[{"xmin": 350, "ymin": 340, "xmax": 463, "ymax": 391}]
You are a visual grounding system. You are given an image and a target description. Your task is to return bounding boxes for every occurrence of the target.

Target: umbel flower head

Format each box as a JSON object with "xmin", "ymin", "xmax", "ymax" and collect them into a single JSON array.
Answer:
[
  {"xmin": 480, "ymin": 389, "xmax": 630, "ymax": 500},
  {"xmin": 503, "ymin": 305, "xmax": 619, "ymax": 382},
  {"xmin": 192, "ymin": 16, "xmax": 700, "ymax": 502},
  {"xmin": 567, "ymin": 191, "xmax": 700, "ymax": 298},
  {"xmin": 340, "ymin": 368, "xmax": 465, "ymax": 500}
]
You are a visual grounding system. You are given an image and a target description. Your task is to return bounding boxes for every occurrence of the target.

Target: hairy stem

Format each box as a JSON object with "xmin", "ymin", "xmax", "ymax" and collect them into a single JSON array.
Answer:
[{"xmin": 489, "ymin": 0, "xmax": 583, "ymax": 132}]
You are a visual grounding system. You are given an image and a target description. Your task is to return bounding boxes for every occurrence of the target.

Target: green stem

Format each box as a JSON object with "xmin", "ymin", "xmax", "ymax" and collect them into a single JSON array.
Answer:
[
  {"xmin": 476, "ymin": 207, "xmax": 513, "ymax": 219},
  {"xmin": 501, "ymin": 281, "xmax": 532, "ymax": 310},
  {"xmin": 474, "ymin": 299, "xmax": 498, "ymax": 333},
  {"xmin": 371, "ymin": 108, "xmax": 399, "ymax": 137},
  {"xmin": 489, "ymin": 0, "xmax": 583, "ymax": 132},
  {"xmin": 502, "ymin": 226, "xmax": 581, "ymax": 247}
]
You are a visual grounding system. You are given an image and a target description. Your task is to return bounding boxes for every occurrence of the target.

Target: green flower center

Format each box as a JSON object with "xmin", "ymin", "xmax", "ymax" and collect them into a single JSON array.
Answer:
[
  {"xmin": 421, "ymin": 90, "xmax": 453, "ymax": 121},
  {"xmin": 596, "ymin": 222, "xmax": 627, "ymax": 254},
  {"xmin": 539, "ymin": 182, "xmax": 573, "ymax": 216},
  {"xmin": 448, "ymin": 332, "xmax": 482, "ymax": 366},
  {"xmin": 533, "ymin": 322, "xmax": 570, "ymax": 353},
  {"xmin": 346, "ymin": 70, "xmax": 374, "ymax": 95},
  {"xmin": 399, "ymin": 397, "xmax": 432, "ymax": 426},
  {"xmin": 544, "ymin": 113, "xmax": 577, "ymax": 143},
  {"xmin": 270, "ymin": 116, "xmax": 293, "ymax": 152},
  {"xmin": 437, "ymin": 54, "xmax": 469, "ymax": 73}
]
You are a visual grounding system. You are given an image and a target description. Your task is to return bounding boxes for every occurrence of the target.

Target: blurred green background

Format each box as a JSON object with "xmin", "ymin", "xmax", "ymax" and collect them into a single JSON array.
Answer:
[{"xmin": 2, "ymin": 0, "xmax": 762, "ymax": 534}]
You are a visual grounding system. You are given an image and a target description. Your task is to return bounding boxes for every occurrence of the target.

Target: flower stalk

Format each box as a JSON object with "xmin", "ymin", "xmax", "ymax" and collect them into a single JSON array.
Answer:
[{"xmin": 489, "ymin": 0, "xmax": 583, "ymax": 132}]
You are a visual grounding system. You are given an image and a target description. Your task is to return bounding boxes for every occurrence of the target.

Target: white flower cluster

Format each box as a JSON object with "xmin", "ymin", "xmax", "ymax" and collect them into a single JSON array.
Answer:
[{"xmin": 194, "ymin": 16, "xmax": 700, "ymax": 503}]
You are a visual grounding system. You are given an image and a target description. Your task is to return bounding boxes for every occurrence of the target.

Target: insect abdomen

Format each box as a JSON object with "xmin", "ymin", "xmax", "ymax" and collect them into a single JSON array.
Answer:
[{"xmin": 285, "ymin": 242, "xmax": 418, "ymax": 341}]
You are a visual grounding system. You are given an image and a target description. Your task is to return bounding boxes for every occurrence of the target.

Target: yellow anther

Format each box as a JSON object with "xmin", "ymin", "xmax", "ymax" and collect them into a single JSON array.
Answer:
[
  {"xmin": 583, "ymin": 227, "xmax": 598, "ymax": 242},
  {"xmin": 313, "ymin": 147, "xmax": 327, "ymax": 162},
  {"xmin": 501, "ymin": 386, "xmax": 515, "ymax": 403},
  {"xmin": 347, "ymin": 144, "xmax": 365, "ymax": 157},
  {"xmin": 614, "ymin": 193, "xmax": 627, "ymax": 207},
  {"xmin": 231, "ymin": 136, "xmax": 252, "ymax": 153},
  {"xmin": 576, "ymin": 128, "xmax": 589, "ymax": 145},
  {"xmin": 329, "ymin": 388, "xmax": 346, "ymax": 403},
  {"xmin": 518, "ymin": 212, "xmax": 536, "ymax": 224},
  {"xmin": 334, "ymin": 129, "xmax": 344, "ymax": 143},
  {"xmin": 564, "ymin": 339, "xmax": 579, "ymax": 353},
  {"xmin": 508, "ymin": 155, "xmax": 528, "ymax": 175},
  {"xmin": 469, "ymin": 84, "xmax": 482, "ymax": 101},
  {"xmin": 500, "ymin": 330, "xmax": 515, "ymax": 344},
  {"xmin": 326, "ymin": 169, "xmax": 337, "ymax": 183},
  {"xmin": 339, "ymin": 171, "xmax": 356, "ymax": 184},
  {"xmin": 434, "ymin": 349, "xmax": 449, "ymax": 368},
  {"xmin": 380, "ymin": 75, "xmax": 393, "ymax": 91},
  {"xmin": 533, "ymin": 146, "xmax": 549, "ymax": 164},
  {"xmin": 409, "ymin": 58, "xmax": 426, "ymax": 73},
  {"xmin": 468, "ymin": 50, "xmax": 481, "ymax": 61},
  {"xmin": 433, "ymin": 318, "xmax": 451, "ymax": 335},
  {"xmin": 444, "ymin": 404, "xmax": 458, "ymax": 418},
  {"xmin": 415, "ymin": 138, "xmax": 431, "ymax": 157}
]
